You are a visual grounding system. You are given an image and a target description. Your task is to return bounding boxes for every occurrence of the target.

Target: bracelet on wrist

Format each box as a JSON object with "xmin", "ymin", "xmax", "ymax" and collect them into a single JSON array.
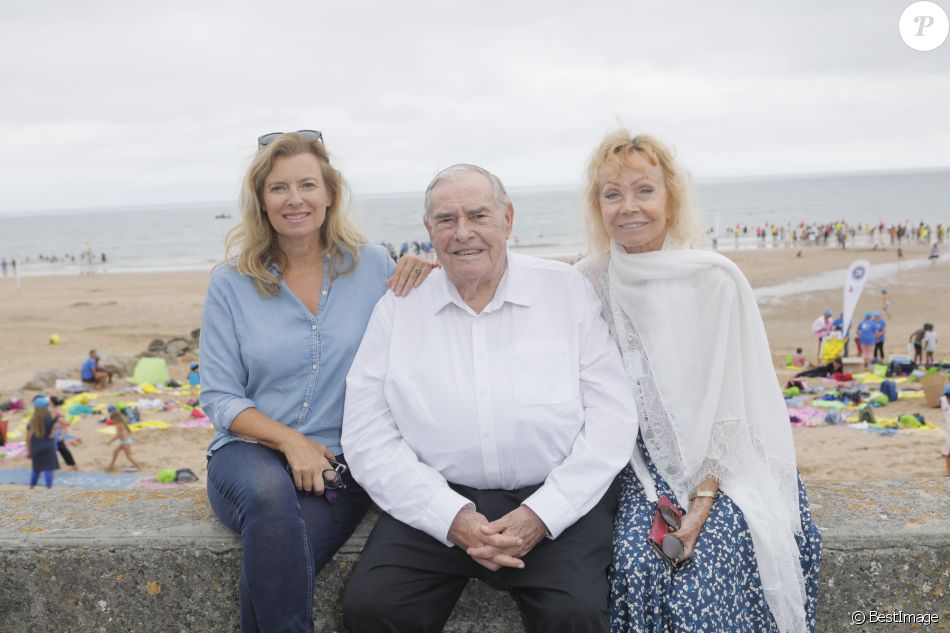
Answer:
[{"xmin": 690, "ymin": 490, "xmax": 717, "ymax": 501}]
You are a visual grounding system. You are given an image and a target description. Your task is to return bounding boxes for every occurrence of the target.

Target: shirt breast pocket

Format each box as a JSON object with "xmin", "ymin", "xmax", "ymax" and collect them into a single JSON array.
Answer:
[{"xmin": 511, "ymin": 340, "xmax": 575, "ymax": 405}]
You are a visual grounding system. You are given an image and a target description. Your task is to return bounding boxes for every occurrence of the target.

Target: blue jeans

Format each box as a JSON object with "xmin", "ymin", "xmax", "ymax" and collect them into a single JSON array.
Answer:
[{"xmin": 207, "ymin": 442, "xmax": 370, "ymax": 633}]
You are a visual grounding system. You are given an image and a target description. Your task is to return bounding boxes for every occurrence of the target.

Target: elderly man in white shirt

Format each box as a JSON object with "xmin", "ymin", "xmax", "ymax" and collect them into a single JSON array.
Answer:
[{"xmin": 341, "ymin": 164, "xmax": 638, "ymax": 633}]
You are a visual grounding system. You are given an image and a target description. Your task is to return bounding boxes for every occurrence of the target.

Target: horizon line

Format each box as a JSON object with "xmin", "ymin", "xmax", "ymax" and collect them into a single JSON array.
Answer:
[{"xmin": 1, "ymin": 164, "xmax": 948, "ymax": 217}]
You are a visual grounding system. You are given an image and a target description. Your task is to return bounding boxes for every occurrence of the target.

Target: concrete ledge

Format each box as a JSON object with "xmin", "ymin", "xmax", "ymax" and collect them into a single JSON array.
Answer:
[{"xmin": 1, "ymin": 479, "xmax": 949, "ymax": 632}]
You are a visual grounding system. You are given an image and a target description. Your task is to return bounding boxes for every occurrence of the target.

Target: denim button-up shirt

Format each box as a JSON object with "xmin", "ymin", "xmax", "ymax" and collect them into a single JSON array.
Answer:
[{"xmin": 200, "ymin": 243, "xmax": 394, "ymax": 456}]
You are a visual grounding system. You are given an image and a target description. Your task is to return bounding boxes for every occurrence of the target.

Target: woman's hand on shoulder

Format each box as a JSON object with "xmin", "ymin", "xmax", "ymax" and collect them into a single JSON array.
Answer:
[
  {"xmin": 387, "ymin": 255, "xmax": 436, "ymax": 297},
  {"xmin": 278, "ymin": 432, "xmax": 336, "ymax": 495}
]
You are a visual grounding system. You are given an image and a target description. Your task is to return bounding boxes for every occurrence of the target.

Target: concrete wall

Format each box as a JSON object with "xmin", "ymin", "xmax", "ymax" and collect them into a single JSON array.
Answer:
[{"xmin": 1, "ymin": 479, "xmax": 948, "ymax": 632}]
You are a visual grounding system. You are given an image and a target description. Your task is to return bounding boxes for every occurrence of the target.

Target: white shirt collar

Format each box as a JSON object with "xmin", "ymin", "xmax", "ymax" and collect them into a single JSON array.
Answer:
[{"xmin": 430, "ymin": 250, "xmax": 532, "ymax": 316}]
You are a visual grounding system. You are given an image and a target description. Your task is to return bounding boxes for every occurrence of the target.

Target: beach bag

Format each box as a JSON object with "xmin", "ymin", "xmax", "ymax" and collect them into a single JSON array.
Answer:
[
  {"xmin": 175, "ymin": 468, "xmax": 198, "ymax": 483},
  {"xmin": 897, "ymin": 414, "xmax": 922, "ymax": 428},
  {"xmin": 858, "ymin": 409, "xmax": 877, "ymax": 425},
  {"xmin": 824, "ymin": 410, "xmax": 844, "ymax": 425},
  {"xmin": 820, "ymin": 337, "xmax": 845, "ymax": 363},
  {"xmin": 880, "ymin": 380, "xmax": 898, "ymax": 402}
]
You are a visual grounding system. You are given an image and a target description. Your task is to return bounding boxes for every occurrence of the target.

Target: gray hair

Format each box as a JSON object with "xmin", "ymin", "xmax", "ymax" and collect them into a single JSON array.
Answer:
[{"xmin": 423, "ymin": 164, "xmax": 511, "ymax": 223}]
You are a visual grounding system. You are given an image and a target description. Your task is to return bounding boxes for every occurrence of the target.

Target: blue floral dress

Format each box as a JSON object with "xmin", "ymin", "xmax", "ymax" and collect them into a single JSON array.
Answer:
[{"xmin": 610, "ymin": 436, "xmax": 822, "ymax": 632}]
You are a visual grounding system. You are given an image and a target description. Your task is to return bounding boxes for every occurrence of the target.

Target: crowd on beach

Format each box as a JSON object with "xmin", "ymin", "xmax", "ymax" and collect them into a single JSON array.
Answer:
[
  {"xmin": 378, "ymin": 239, "xmax": 437, "ymax": 263},
  {"xmin": 1, "ymin": 249, "xmax": 108, "ymax": 276},
  {"xmin": 791, "ymin": 307, "xmax": 949, "ymax": 477},
  {"xmin": 3, "ymin": 347, "xmax": 207, "ymax": 490},
  {"xmin": 714, "ymin": 220, "xmax": 947, "ymax": 251}
]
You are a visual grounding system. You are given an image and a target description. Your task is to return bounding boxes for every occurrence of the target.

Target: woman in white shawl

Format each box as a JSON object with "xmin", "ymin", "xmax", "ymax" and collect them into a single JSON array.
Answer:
[{"xmin": 576, "ymin": 130, "xmax": 821, "ymax": 633}]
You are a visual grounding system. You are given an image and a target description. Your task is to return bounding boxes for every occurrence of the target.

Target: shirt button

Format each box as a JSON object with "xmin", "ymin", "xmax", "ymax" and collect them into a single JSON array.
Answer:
[
  {"xmin": 311, "ymin": 324, "xmax": 317, "ymax": 330},
  {"xmin": 312, "ymin": 364, "xmax": 318, "ymax": 370},
  {"xmin": 321, "ymin": 290, "xmax": 327, "ymax": 295},
  {"xmin": 303, "ymin": 402, "xmax": 309, "ymax": 408}
]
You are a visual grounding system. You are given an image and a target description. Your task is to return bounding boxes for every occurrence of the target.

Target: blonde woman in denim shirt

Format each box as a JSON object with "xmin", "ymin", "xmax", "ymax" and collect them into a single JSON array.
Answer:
[{"xmin": 201, "ymin": 131, "xmax": 431, "ymax": 633}]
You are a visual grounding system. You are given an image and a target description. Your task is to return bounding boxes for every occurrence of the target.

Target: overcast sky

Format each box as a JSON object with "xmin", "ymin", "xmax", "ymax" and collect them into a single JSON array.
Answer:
[{"xmin": 1, "ymin": 0, "xmax": 948, "ymax": 214}]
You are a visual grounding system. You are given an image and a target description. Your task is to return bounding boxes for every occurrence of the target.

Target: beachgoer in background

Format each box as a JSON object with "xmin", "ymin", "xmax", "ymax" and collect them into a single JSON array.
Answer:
[
  {"xmin": 81, "ymin": 350, "xmax": 111, "ymax": 390},
  {"xmin": 857, "ymin": 311, "xmax": 876, "ymax": 368},
  {"xmin": 941, "ymin": 386, "xmax": 950, "ymax": 476},
  {"xmin": 923, "ymin": 323, "xmax": 938, "ymax": 366},
  {"xmin": 811, "ymin": 309, "xmax": 834, "ymax": 361},
  {"xmin": 49, "ymin": 396, "xmax": 78, "ymax": 471},
  {"xmin": 872, "ymin": 312, "xmax": 887, "ymax": 364},
  {"xmin": 200, "ymin": 131, "xmax": 433, "ymax": 633},
  {"xmin": 577, "ymin": 130, "xmax": 820, "ymax": 633},
  {"xmin": 187, "ymin": 362, "xmax": 200, "ymax": 387},
  {"xmin": 831, "ymin": 312, "xmax": 850, "ymax": 356},
  {"xmin": 26, "ymin": 395, "xmax": 59, "ymax": 489},
  {"xmin": 795, "ymin": 357, "xmax": 844, "ymax": 379},
  {"xmin": 880, "ymin": 288, "xmax": 892, "ymax": 320},
  {"xmin": 106, "ymin": 408, "xmax": 140, "ymax": 472},
  {"xmin": 909, "ymin": 325, "xmax": 926, "ymax": 365},
  {"xmin": 792, "ymin": 348, "xmax": 806, "ymax": 367},
  {"xmin": 930, "ymin": 242, "xmax": 940, "ymax": 263}
]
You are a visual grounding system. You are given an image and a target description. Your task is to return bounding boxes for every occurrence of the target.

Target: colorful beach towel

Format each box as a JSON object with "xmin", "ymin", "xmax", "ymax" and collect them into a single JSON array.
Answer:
[{"xmin": 0, "ymin": 468, "xmax": 146, "ymax": 489}]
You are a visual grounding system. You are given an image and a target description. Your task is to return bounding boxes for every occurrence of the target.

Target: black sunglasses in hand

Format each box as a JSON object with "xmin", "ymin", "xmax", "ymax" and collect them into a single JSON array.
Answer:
[{"xmin": 322, "ymin": 459, "xmax": 348, "ymax": 503}]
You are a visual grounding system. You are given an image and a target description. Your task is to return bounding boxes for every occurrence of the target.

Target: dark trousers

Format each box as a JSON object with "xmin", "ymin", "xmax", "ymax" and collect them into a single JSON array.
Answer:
[
  {"xmin": 57, "ymin": 440, "xmax": 76, "ymax": 467},
  {"xmin": 874, "ymin": 341, "xmax": 885, "ymax": 361},
  {"xmin": 343, "ymin": 480, "xmax": 618, "ymax": 633},
  {"xmin": 208, "ymin": 442, "xmax": 370, "ymax": 633}
]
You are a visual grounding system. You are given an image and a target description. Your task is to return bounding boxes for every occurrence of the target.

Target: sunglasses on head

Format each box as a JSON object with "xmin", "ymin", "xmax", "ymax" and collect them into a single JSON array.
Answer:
[{"xmin": 257, "ymin": 129, "xmax": 323, "ymax": 148}]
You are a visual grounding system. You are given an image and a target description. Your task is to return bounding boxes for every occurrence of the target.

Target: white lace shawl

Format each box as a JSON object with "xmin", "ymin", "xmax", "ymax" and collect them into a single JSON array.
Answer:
[{"xmin": 577, "ymin": 243, "xmax": 807, "ymax": 633}]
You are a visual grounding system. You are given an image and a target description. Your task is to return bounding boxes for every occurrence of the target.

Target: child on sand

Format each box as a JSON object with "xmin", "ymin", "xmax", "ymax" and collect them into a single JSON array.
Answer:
[
  {"xmin": 791, "ymin": 348, "xmax": 806, "ymax": 367},
  {"xmin": 49, "ymin": 396, "xmax": 79, "ymax": 471},
  {"xmin": 922, "ymin": 323, "xmax": 938, "ymax": 367},
  {"xmin": 106, "ymin": 408, "xmax": 141, "ymax": 472},
  {"xmin": 187, "ymin": 362, "xmax": 200, "ymax": 387},
  {"xmin": 26, "ymin": 395, "xmax": 59, "ymax": 489},
  {"xmin": 941, "ymin": 386, "xmax": 950, "ymax": 476}
]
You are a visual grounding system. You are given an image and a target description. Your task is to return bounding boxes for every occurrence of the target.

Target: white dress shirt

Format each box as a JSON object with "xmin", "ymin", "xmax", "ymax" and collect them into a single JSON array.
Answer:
[{"xmin": 342, "ymin": 252, "xmax": 638, "ymax": 546}]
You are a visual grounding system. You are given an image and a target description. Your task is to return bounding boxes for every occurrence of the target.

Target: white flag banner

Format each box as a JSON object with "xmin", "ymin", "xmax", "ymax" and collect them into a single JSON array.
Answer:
[{"xmin": 842, "ymin": 259, "xmax": 870, "ymax": 335}]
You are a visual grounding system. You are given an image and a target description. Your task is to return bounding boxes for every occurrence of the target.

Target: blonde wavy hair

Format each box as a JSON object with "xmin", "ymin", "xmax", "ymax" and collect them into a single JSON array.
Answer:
[
  {"xmin": 583, "ymin": 129, "xmax": 702, "ymax": 255},
  {"xmin": 225, "ymin": 132, "xmax": 366, "ymax": 297}
]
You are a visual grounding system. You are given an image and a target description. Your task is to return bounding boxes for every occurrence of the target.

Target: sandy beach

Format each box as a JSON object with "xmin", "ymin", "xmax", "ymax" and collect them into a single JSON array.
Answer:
[{"xmin": 1, "ymin": 243, "xmax": 948, "ymax": 488}]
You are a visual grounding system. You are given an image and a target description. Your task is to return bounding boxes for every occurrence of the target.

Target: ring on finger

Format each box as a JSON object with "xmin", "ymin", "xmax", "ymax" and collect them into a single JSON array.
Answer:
[{"xmin": 412, "ymin": 268, "xmax": 422, "ymax": 275}]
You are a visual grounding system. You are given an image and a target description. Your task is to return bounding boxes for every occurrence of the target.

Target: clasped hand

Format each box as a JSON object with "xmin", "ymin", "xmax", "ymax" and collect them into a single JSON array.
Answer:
[{"xmin": 448, "ymin": 506, "xmax": 548, "ymax": 572}]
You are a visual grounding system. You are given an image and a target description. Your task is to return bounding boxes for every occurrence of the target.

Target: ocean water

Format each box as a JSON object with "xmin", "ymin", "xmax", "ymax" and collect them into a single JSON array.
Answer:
[{"xmin": 1, "ymin": 168, "xmax": 947, "ymax": 277}]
